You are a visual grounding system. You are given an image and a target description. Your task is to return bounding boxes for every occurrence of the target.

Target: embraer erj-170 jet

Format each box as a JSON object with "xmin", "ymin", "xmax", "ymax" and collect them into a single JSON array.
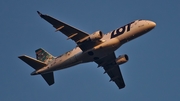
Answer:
[{"xmin": 19, "ymin": 11, "xmax": 156, "ymax": 89}]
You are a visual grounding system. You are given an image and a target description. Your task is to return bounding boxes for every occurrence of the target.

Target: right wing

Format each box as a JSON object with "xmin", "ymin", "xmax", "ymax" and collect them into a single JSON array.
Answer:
[
  {"xmin": 95, "ymin": 52, "xmax": 125, "ymax": 89},
  {"xmin": 37, "ymin": 11, "xmax": 103, "ymax": 51},
  {"xmin": 37, "ymin": 11, "xmax": 89, "ymax": 43}
]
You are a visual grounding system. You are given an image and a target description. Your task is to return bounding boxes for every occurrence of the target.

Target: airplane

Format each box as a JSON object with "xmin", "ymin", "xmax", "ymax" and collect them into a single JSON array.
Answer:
[{"xmin": 18, "ymin": 11, "xmax": 156, "ymax": 89}]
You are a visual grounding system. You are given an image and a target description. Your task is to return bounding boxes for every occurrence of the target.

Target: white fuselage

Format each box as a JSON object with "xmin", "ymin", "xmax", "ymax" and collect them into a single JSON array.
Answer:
[{"xmin": 36, "ymin": 20, "xmax": 156, "ymax": 74}]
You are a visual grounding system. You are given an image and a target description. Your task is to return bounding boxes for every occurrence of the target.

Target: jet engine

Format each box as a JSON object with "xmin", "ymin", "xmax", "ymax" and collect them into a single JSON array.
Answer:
[
  {"xmin": 89, "ymin": 31, "xmax": 103, "ymax": 41},
  {"xmin": 116, "ymin": 54, "xmax": 129, "ymax": 65}
]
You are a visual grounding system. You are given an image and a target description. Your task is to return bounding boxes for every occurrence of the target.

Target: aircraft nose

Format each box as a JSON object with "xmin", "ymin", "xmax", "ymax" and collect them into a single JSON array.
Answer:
[{"xmin": 147, "ymin": 20, "xmax": 156, "ymax": 28}]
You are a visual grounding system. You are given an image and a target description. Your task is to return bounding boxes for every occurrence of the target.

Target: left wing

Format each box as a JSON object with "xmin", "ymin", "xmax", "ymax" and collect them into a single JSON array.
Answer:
[{"xmin": 95, "ymin": 52, "xmax": 125, "ymax": 89}]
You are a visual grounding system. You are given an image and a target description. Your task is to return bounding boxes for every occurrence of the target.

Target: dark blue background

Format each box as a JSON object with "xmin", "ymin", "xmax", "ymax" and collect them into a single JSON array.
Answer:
[{"xmin": 1, "ymin": 0, "xmax": 180, "ymax": 101}]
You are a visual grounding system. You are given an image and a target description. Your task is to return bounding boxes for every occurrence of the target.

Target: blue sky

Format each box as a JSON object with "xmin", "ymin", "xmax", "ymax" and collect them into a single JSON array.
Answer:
[{"xmin": 1, "ymin": 0, "xmax": 180, "ymax": 101}]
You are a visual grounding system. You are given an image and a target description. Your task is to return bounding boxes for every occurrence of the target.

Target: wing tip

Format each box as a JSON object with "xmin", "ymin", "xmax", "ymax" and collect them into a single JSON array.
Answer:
[
  {"xmin": 18, "ymin": 55, "xmax": 26, "ymax": 59},
  {"xmin": 37, "ymin": 11, "xmax": 43, "ymax": 17}
]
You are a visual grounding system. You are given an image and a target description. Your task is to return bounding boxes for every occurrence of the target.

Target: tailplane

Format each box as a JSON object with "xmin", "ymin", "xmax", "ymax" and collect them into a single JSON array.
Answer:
[
  {"xmin": 18, "ymin": 48, "xmax": 55, "ymax": 86},
  {"xmin": 18, "ymin": 55, "xmax": 47, "ymax": 70},
  {"xmin": 41, "ymin": 72, "xmax": 54, "ymax": 85}
]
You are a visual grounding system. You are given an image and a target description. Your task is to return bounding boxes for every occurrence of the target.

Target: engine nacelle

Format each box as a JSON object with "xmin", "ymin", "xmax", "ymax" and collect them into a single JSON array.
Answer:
[
  {"xmin": 116, "ymin": 54, "xmax": 129, "ymax": 65},
  {"xmin": 89, "ymin": 31, "xmax": 103, "ymax": 41}
]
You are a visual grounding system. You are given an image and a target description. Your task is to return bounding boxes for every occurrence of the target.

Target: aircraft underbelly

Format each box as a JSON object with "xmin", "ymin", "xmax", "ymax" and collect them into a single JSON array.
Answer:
[
  {"xmin": 80, "ymin": 38, "xmax": 120, "ymax": 61},
  {"xmin": 51, "ymin": 38, "xmax": 121, "ymax": 71}
]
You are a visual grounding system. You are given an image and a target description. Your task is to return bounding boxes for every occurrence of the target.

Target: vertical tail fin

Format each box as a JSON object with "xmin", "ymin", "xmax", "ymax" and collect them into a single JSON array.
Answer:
[
  {"xmin": 35, "ymin": 48, "xmax": 55, "ymax": 64},
  {"xmin": 35, "ymin": 48, "xmax": 55, "ymax": 85}
]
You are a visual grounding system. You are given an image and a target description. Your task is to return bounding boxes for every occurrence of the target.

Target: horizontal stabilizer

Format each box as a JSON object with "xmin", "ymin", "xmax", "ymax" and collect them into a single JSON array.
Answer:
[
  {"xmin": 18, "ymin": 55, "xmax": 47, "ymax": 70},
  {"xmin": 41, "ymin": 72, "xmax": 54, "ymax": 86}
]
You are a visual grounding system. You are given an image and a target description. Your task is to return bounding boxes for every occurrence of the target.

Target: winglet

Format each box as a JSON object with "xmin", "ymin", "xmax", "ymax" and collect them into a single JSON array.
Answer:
[{"xmin": 37, "ymin": 11, "xmax": 43, "ymax": 17}]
